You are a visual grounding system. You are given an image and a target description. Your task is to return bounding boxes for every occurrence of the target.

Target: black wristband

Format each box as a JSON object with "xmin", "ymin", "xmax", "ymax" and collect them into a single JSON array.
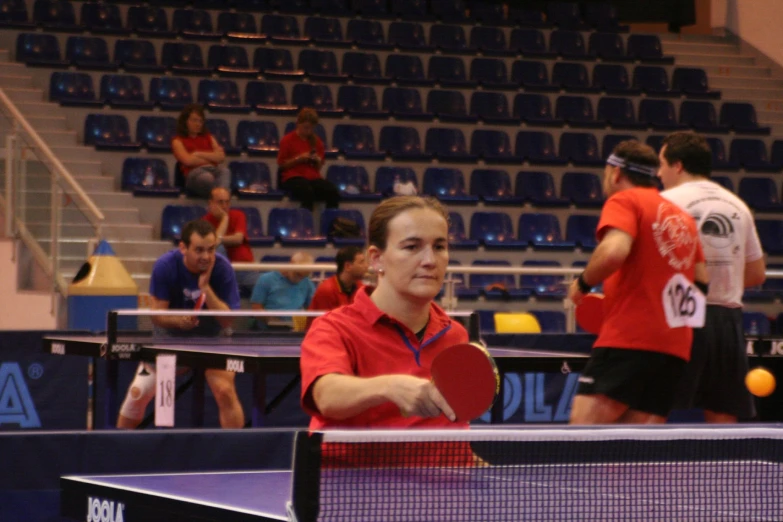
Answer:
[
  {"xmin": 577, "ymin": 272, "xmax": 592, "ymax": 294},
  {"xmin": 695, "ymin": 280, "xmax": 709, "ymax": 295}
]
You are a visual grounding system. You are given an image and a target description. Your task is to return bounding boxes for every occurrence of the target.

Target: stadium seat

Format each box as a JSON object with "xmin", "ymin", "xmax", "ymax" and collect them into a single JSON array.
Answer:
[
  {"xmin": 566, "ymin": 214, "xmax": 600, "ymax": 251},
  {"xmin": 161, "ymin": 205, "xmax": 203, "ymax": 242},
  {"xmin": 217, "ymin": 12, "xmax": 263, "ymax": 40},
  {"xmin": 597, "ymin": 97, "xmax": 646, "ymax": 130},
  {"xmin": 260, "ymin": 14, "xmax": 309, "ymax": 44},
  {"xmin": 549, "ymin": 30, "xmax": 591, "ymax": 60},
  {"xmin": 305, "ymin": 16, "xmax": 350, "ymax": 46},
  {"xmin": 555, "ymin": 95, "xmax": 602, "ymax": 128},
  {"xmin": 511, "ymin": 60, "xmax": 559, "ymax": 92},
  {"xmin": 515, "ymin": 171, "xmax": 569, "ymax": 207},
  {"xmin": 84, "ymin": 114, "xmax": 140, "ymax": 151},
  {"xmin": 236, "ymin": 121, "xmax": 279, "ymax": 156},
  {"xmin": 246, "ymin": 81, "xmax": 296, "ymax": 115},
  {"xmin": 592, "ymin": 64, "xmax": 639, "ymax": 95},
  {"xmin": 471, "ymin": 3, "xmax": 511, "ymax": 26},
  {"xmin": 430, "ymin": 0, "xmax": 469, "ymax": 23},
  {"xmin": 388, "ymin": 21, "xmax": 432, "ymax": 51},
  {"xmin": 291, "ymin": 83, "xmax": 342, "ymax": 117},
  {"xmin": 81, "ymin": 2, "xmax": 127, "ymax": 35},
  {"xmin": 321, "ymin": 209, "xmax": 367, "ymax": 246},
  {"xmin": 122, "ymin": 158, "xmax": 180, "ymax": 197},
  {"xmin": 706, "ymin": 137, "xmax": 739, "ymax": 171},
  {"xmin": 515, "ymin": 131, "xmax": 566, "ymax": 165},
  {"xmin": 127, "ymin": 6, "xmax": 176, "ymax": 38},
  {"xmin": 162, "ymin": 43, "xmax": 211, "ymax": 75},
  {"xmin": 447, "ymin": 212, "xmax": 480, "ymax": 250},
  {"xmin": 311, "ymin": 0, "xmax": 352, "ymax": 16},
  {"xmin": 253, "ymin": 48, "xmax": 304, "ymax": 79},
  {"xmin": 585, "ymin": 2, "xmax": 628, "ymax": 31},
  {"xmin": 0, "ymin": 0, "xmax": 33, "ymax": 28},
  {"xmin": 15, "ymin": 33, "xmax": 67, "ymax": 67},
  {"xmin": 385, "ymin": 54, "xmax": 431, "ymax": 86},
  {"xmin": 470, "ymin": 92, "xmax": 517, "ymax": 125},
  {"xmin": 100, "ymin": 74, "xmax": 153, "ymax": 110},
  {"xmin": 423, "ymin": 167, "xmax": 477, "ymax": 204},
  {"xmin": 601, "ymin": 134, "xmax": 638, "ymax": 159},
  {"xmin": 382, "ymin": 87, "xmax": 431, "ymax": 120},
  {"xmin": 588, "ymin": 32, "xmax": 631, "ymax": 62},
  {"xmin": 472, "ymin": 260, "xmax": 530, "ymax": 300},
  {"xmin": 469, "ymin": 213, "xmax": 528, "ymax": 250},
  {"xmin": 430, "ymin": 24, "xmax": 473, "ymax": 54},
  {"xmin": 720, "ymin": 103, "xmax": 771, "ymax": 135},
  {"xmin": 562, "ymin": 172, "xmax": 605, "ymax": 207},
  {"xmin": 267, "ymin": 208, "xmax": 327, "ymax": 247},
  {"xmin": 512, "ymin": 8, "xmax": 550, "ymax": 28},
  {"xmin": 509, "ymin": 29, "xmax": 556, "ymax": 57},
  {"xmin": 755, "ymin": 219, "xmax": 783, "ymax": 255},
  {"xmin": 65, "ymin": 36, "xmax": 117, "ymax": 70},
  {"xmin": 738, "ymin": 177, "xmax": 783, "ymax": 212},
  {"xmin": 33, "ymin": 0, "xmax": 78, "ymax": 31},
  {"xmin": 743, "ymin": 312, "xmax": 771, "ymax": 336},
  {"xmin": 470, "ymin": 26, "xmax": 514, "ymax": 56},
  {"xmin": 205, "ymin": 118, "xmax": 240, "ymax": 155},
  {"xmin": 679, "ymin": 100, "xmax": 729, "ymax": 133},
  {"xmin": 530, "ymin": 311, "xmax": 566, "ymax": 333},
  {"xmin": 626, "ymin": 34, "xmax": 673, "ymax": 64},
  {"xmin": 521, "ymin": 260, "xmax": 566, "ymax": 300},
  {"xmin": 639, "ymin": 99, "xmax": 687, "ymax": 131},
  {"xmin": 114, "ymin": 39, "xmax": 164, "ymax": 74},
  {"xmin": 276, "ymin": 0, "xmax": 310, "ymax": 14},
  {"xmin": 235, "ymin": 207, "xmax": 274, "ymax": 247},
  {"xmin": 559, "ymin": 132, "xmax": 603, "ymax": 166},
  {"xmin": 632, "ymin": 66, "xmax": 676, "ymax": 97},
  {"xmin": 297, "ymin": 49, "xmax": 345, "ymax": 82},
  {"xmin": 135, "ymin": 116, "xmax": 176, "ymax": 152},
  {"xmin": 149, "ymin": 76, "xmax": 193, "ymax": 111},
  {"xmin": 393, "ymin": 0, "xmax": 433, "ymax": 21},
  {"xmin": 547, "ymin": 1, "xmax": 586, "ymax": 30},
  {"xmin": 342, "ymin": 52, "xmax": 388, "ymax": 85},
  {"xmin": 518, "ymin": 213, "xmax": 575, "ymax": 250},
  {"xmin": 470, "ymin": 58, "xmax": 515, "ymax": 90},
  {"xmin": 672, "ymin": 67, "xmax": 720, "ymax": 99},
  {"xmin": 470, "ymin": 130, "xmax": 519, "ymax": 164},
  {"xmin": 470, "ymin": 169, "xmax": 523, "ymax": 205},
  {"xmin": 729, "ymin": 139, "xmax": 779, "ymax": 172},
  {"xmin": 49, "ymin": 72, "xmax": 102, "ymax": 107},
  {"xmin": 513, "ymin": 94, "xmax": 563, "ymax": 126},
  {"xmin": 711, "ymin": 176, "xmax": 734, "ymax": 192},
  {"xmin": 346, "ymin": 19, "xmax": 390, "ymax": 49},
  {"xmin": 375, "ymin": 166, "xmax": 419, "ymax": 197},
  {"xmin": 197, "ymin": 79, "xmax": 250, "ymax": 113},
  {"xmin": 229, "ymin": 161, "xmax": 283, "ymax": 200},
  {"xmin": 379, "ymin": 126, "xmax": 430, "ymax": 161},
  {"xmin": 771, "ymin": 140, "xmax": 783, "ymax": 168},
  {"xmin": 332, "ymin": 124, "xmax": 384, "ymax": 159},
  {"xmin": 428, "ymin": 56, "xmax": 475, "ymax": 88},
  {"xmin": 208, "ymin": 45, "xmax": 256, "ymax": 77},
  {"xmin": 172, "ymin": 8, "xmax": 221, "ymax": 39},
  {"xmin": 552, "ymin": 62, "xmax": 598, "ymax": 92},
  {"xmin": 337, "ymin": 85, "xmax": 387, "ymax": 118},
  {"xmin": 425, "ymin": 128, "xmax": 477, "ymax": 162},
  {"xmin": 326, "ymin": 165, "xmax": 382, "ymax": 201},
  {"xmin": 353, "ymin": 0, "xmax": 392, "ymax": 18}
]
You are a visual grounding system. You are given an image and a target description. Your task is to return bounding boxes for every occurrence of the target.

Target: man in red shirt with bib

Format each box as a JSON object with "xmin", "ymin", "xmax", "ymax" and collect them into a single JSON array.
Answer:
[
  {"xmin": 307, "ymin": 246, "xmax": 368, "ymax": 328},
  {"xmin": 568, "ymin": 140, "xmax": 709, "ymax": 424}
]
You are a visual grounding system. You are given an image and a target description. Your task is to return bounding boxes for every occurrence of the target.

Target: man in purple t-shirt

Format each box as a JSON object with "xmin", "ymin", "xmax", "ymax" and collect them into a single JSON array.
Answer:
[{"xmin": 116, "ymin": 220, "xmax": 245, "ymax": 429}]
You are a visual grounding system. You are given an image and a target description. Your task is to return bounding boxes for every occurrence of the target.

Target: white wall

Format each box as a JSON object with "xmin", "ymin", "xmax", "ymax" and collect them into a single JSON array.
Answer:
[
  {"xmin": 713, "ymin": 0, "xmax": 783, "ymax": 68},
  {"xmin": 0, "ymin": 240, "xmax": 57, "ymax": 330}
]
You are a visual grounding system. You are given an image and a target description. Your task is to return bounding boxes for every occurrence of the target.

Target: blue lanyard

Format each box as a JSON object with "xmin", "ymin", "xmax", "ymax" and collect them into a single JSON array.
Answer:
[{"xmin": 391, "ymin": 323, "xmax": 452, "ymax": 367}]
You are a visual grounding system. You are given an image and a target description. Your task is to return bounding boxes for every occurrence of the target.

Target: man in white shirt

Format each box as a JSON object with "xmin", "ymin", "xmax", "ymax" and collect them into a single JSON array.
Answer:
[{"xmin": 658, "ymin": 131, "xmax": 767, "ymax": 422}]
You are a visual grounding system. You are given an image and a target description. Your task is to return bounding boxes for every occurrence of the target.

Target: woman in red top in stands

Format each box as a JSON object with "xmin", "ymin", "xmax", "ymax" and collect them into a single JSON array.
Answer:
[
  {"xmin": 171, "ymin": 104, "xmax": 230, "ymax": 199},
  {"xmin": 277, "ymin": 108, "xmax": 340, "ymax": 212}
]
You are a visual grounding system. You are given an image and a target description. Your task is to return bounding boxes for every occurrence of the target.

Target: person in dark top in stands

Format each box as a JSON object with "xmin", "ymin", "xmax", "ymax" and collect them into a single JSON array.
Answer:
[{"xmin": 277, "ymin": 108, "xmax": 340, "ymax": 212}]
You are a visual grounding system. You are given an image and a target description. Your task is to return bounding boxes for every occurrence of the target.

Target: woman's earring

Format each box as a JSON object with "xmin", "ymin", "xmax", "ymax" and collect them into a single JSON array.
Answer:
[{"xmin": 377, "ymin": 267, "xmax": 384, "ymax": 274}]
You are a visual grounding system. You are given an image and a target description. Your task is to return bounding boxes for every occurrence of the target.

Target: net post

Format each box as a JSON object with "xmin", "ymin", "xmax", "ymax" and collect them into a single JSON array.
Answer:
[
  {"xmin": 468, "ymin": 311, "xmax": 481, "ymax": 344},
  {"xmin": 106, "ymin": 311, "xmax": 118, "ymax": 346},
  {"xmin": 290, "ymin": 431, "xmax": 323, "ymax": 522}
]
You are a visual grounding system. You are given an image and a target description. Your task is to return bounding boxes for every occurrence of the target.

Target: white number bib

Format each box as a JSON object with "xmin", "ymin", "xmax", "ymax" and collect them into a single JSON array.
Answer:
[{"xmin": 662, "ymin": 273, "xmax": 706, "ymax": 328}]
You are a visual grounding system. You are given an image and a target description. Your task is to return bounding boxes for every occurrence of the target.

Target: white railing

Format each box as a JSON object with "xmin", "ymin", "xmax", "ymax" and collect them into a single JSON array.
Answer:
[{"xmin": 0, "ymin": 87, "xmax": 105, "ymax": 309}]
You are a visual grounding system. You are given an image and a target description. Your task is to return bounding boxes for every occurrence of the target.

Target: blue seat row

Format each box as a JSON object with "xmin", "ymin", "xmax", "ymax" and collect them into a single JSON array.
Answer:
[{"xmin": 2, "ymin": 1, "xmax": 629, "ymax": 33}]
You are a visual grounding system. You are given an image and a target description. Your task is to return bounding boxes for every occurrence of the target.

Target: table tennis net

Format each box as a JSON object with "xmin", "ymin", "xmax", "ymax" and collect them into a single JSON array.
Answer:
[{"xmin": 289, "ymin": 428, "xmax": 783, "ymax": 522}]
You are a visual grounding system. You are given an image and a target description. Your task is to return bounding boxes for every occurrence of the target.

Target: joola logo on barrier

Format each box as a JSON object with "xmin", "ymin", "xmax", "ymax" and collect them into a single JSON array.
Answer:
[
  {"xmin": 0, "ymin": 363, "xmax": 41, "ymax": 428},
  {"xmin": 226, "ymin": 358, "xmax": 245, "ymax": 373},
  {"xmin": 87, "ymin": 497, "xmax": 125, "ymax": 522},
  {"xmin": 51, "ymin": 342, "xmax": 66, "ymax": 355},
  {"xmin": 771, "ymin": 341, "xmax": 783, "ymax": 356}
]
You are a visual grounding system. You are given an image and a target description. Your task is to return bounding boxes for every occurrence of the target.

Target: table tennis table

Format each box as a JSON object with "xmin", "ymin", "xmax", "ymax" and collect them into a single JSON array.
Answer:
[{"xmin": 42, "ymin": 332, "xmax": 592, "ymax": 427}]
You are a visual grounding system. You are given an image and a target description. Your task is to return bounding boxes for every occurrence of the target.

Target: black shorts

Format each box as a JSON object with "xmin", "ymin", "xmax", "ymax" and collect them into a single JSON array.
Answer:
[
  {"xmin": 672, "ymin": 305, "xmax": 756, "ymax": 419},
  {"xmin": 577, "ymin": 347, "xmax": 686, "ymax": 417}
]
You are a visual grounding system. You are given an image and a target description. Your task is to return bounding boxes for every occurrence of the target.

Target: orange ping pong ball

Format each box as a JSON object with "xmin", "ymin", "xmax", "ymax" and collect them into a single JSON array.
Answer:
[{"xmin": 745, "ymin": 367, "xmax": 776, "ymax": 398}]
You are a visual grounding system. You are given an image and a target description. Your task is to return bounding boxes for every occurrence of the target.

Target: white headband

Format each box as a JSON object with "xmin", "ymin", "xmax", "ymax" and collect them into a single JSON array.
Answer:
[{"xmin": 606, "ymin": 154, "xmax": 658, "ymax": 178}]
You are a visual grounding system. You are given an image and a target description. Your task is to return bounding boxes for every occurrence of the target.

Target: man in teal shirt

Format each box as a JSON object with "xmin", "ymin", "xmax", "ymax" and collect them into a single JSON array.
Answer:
[{"xmin": 251, "ymin": 251, "xmax": 315, "ymax": 329}]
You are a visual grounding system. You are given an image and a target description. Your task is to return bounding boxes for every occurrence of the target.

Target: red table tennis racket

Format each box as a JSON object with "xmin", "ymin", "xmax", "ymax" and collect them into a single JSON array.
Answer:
[
  {"xmin": 431, "ymin": 342, "xmax": 500, "ymax": 422},
  {"xmin": 194, "ymin": 293, "xmax": 206, "ymax": 310},
  {"xmin": 575, "ymin": 293, "xmax": 604, "ymax": 334}
]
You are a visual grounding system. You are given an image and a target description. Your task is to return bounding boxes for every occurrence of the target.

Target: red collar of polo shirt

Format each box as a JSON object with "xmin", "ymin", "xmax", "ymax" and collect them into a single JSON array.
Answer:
[{"xmin": 352, "ymin": 287, "xmax": 452, "ymax": 335}]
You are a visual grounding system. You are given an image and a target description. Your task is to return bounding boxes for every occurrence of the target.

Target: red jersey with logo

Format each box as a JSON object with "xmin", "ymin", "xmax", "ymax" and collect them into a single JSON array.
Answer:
[
  {"xmin": 595, "ymin": 187, "xmax": 705, "ymax": 361},
  {"xmin": 277, "ymin": 131, "xmax": 325, "ymax": 183}
]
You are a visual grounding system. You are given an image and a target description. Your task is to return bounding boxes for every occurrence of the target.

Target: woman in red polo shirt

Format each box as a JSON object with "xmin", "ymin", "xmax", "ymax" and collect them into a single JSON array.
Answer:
[
  {"xmin": 301, "ymin": 196, "xmax": 469, "ymax": 430},
  {"xmin": 171, "ymin": 104, "xmax": 230, "ymax": 199},
  {"xmin": 278, "ymin": 108, "xmax": 340, "ymax": 212}
]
